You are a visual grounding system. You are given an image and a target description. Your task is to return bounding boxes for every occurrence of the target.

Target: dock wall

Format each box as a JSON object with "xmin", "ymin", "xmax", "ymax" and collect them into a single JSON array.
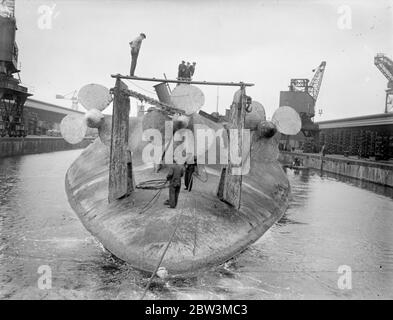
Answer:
[
  {"xmin": 0, "ymin": 136, "xmax": 94, "ymax": 158},
  {"xmin": 279, "ymin": 151, "xmax": 393, "ymax": 187}
]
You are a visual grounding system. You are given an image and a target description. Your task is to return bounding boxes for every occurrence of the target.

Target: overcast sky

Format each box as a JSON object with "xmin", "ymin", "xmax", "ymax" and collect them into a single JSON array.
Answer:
[{"xmin": 14, "ymin": 0, "xmax": 393, "ymax": 120}]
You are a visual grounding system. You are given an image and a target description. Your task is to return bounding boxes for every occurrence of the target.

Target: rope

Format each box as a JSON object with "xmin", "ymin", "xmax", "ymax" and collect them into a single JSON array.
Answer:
[
  {"xmin": 135, "ymin": 165, "xmax": 208, "ymax": 214},
  {"xmin": 125, "ymin": 79, "xmax": 156, "ymax": 95},
  {"xmin": 137, "ymin": 189, "xmax": 162, "ymax": 215},
  {"xmin": 140, "ymin": 207, "xmax": 184, "ymax": 300},
  {"xmin": 135, "ymin": 179, "xmax": 168, "ymax": 190},
  {"xmin": 136, "ymin": 179, "xmax": 168, "ymax": 215},
  {"xmin": 138, "ymin": 169, "xmax": 206, "ymax": 298}
]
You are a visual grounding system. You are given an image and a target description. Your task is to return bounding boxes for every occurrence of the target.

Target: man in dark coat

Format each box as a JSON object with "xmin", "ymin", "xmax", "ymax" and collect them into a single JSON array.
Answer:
[
  {"xmin": 183, "ymin": 62, "xmax": 191, "ymax": 80},
  {"xmin": 189, "ymin": 62, "xmax": 196, "ymax": 78},
  {"xmin": 184, "ymin": 156, "xmax": 198, "ymax": 191},
  {"xmin": 178, "ymin": 60, "xmax": 186, "ymax": 79},
  {"xmin": 165, "ymin": 161, "xmax": 184, "ymax": 208}
]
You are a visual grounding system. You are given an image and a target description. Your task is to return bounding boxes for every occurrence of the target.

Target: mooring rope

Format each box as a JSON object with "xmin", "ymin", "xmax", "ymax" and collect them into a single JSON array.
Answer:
[
  {"xmin": 135, "ymin": 166, "xmax": 208, "ymax": 214},
  {"xmin": 136, "ymin": 179, "xmax": 168, "ymax": 190},
  {"xmin": 137, "ymin": 189, "xmax": 163, "ymax": 215},
  {"xmin": 140, "ymin": 207, "xmax": 184, "ymax": 300},
  {"xmin": 138, "ymin": 168, "xmax": 207, "ymax": 298},
  {"xmin": 135, "ymin": 179, "xmax": 169, "ymax": 215}
]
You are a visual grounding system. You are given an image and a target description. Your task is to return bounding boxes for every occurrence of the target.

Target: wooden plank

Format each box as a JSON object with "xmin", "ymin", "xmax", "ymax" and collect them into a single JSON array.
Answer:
[
  {"xmin": 108, "ymin": 79, "xmax": 133, "ymax": 202},
  {"xmin": 111, "ymin": 74, "xmax": 254, "ymax": 87},
  {"xmin": 217, "ymin": 86, "xmax": 247, "ymax": 209}
]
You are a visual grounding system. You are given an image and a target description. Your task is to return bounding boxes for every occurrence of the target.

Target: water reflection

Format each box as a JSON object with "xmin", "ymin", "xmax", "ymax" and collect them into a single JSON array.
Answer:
[
  {"xmin": 320, "ymin": 170, "xmax": 393, "ymax": 199},
  {"xmin": 1, "ymin": 151, "xmax": 392, "ymax": 299}
]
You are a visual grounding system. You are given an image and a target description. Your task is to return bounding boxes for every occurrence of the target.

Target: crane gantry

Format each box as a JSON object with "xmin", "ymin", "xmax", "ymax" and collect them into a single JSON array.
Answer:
[
  {"xmin": 289, "ymin": 61, "xmax": 327, "ymax": 116},
  {"xmin": 374, "ymin": 53, "xmax": 393, "ymax": 113}
]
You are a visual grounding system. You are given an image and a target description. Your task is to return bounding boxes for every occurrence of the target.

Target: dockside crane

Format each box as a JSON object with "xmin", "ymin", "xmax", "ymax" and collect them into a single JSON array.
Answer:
[
  {"xmin": 0, "ymin": 0, "xmax": 32, "ymax": 137},
  {"xmin": 288, "ymin": 61, "xmax": 327, "ymax": 117},
  {"xmin": 56, "ymin": 90, "xmax": 79, "ymax": 110},
  {"xmin": 280, "ymin": 61, "xmax": 326, "ymax": 152},
  {"xmin": 374, "ymin": 53, "xmax": 393, "ymax": 113},
  {"xmin": 308, "ymin": 61, "xmax": 327, "ymax": 104}
]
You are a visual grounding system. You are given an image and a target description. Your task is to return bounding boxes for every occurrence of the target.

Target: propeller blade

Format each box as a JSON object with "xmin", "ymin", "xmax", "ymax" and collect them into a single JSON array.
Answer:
[
  {"xmin": 170, "ymin": 84, "xmax": 205, "ymax": 115},
  {"xmin": 271, "ymin": 106, "xmax": 301, "ymax": 135},
  {"xmin": 85, "ymin": 109, "xmax": 105, "ymax": 128},
  {"xmin": 245, "ymin": 101, "xmax": 266, "ymax": 130},
  {"xmin": 78, "ymin": 84, "xmax": 113, "ymax": 111},
  {"xmin": 60, "ymin": 114, "xmax": 87, "ymax": 144}
]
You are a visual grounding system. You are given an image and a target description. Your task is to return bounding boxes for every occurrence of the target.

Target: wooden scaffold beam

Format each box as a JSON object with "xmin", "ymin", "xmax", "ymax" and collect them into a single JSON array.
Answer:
[
  {"xmin": 217, "ymin": 85, "xmax": 248, "ymax": 209},
  {"xmin": 111, "ymin": 74, "xmax": 254, "ymax": 87},
  {"xmin": 108, "ymin": 79, "xmax": 134, "ymax": 202}
]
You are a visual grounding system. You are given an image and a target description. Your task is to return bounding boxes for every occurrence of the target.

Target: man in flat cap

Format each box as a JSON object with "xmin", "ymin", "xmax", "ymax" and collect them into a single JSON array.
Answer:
[
  {"xmin": 178, "ymin": 60, "xmax": 186, "ymax": 80},
  {"xmin": 183, "ymin": 62, "xmax": 191, "ymax": 81},
  {"xmin": 129, "ymin": 33, "xmax": 146, "ymax": 76},
  {"xmin": 164, "ymin": 159, "xmax": 184, "ymax": 208},
  {"xmin": 189, "ymin": 62, "xmax": 196, "ymax": 78}
]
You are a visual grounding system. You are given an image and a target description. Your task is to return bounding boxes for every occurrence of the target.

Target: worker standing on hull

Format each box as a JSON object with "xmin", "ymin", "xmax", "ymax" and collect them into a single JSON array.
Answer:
[
  {"xmin": 184, "ymin": 156, "xmax": 198, "ymax": 191},
  {"xmin": 129, "ymin": 33, "xmax": 146, "ymax": 76},
  {"xmin": 165, "ymin": 160, "xmax": 184, "ymax": 208}
]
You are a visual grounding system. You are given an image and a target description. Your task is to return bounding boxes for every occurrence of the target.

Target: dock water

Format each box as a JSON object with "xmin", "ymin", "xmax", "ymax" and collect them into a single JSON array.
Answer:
[{"xmin": 1, "ymin": 149, "xmax": 392, "ymax": 299}]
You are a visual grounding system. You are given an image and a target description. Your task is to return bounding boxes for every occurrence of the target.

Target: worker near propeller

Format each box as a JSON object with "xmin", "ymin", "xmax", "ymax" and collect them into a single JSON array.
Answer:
[
  {"xmin": 164, "ymin": 159, "xmax": 184, "ymax": 208},
  {"xmin": 129, "ymin": 33, "xmax": 146, "ymax": 76}
]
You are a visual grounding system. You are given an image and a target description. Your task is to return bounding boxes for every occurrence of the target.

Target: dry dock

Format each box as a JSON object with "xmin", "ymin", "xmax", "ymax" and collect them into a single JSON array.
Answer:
[
  {"xmin": 280, "ymin": 151, "xmax": 393, "ymax": 187},
  {"xmin": 0, "ymin": 136, "xmax": 93, "ymax": 158}
]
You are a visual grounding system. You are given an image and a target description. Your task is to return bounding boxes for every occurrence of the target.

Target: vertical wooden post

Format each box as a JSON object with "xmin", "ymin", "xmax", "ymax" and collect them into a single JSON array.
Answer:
[
  {"xmin": 217, "ymin": 85, "xmax": 247, "ymax": 209},
  {"xmin": 109, "ymin": 79, "xmax": 133, "ymax": 202}
]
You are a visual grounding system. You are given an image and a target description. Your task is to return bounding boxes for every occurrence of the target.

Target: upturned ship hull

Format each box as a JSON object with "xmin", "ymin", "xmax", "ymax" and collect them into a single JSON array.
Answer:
[{"xmin": 65, "ymin": 116, "xmax": 290, "ymax": 276}]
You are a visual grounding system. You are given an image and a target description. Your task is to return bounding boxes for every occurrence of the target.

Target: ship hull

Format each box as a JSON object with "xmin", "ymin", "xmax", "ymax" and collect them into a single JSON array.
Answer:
[{"xmin": 65, "ymin": 119, "xmax": 290, "ymax": 276}]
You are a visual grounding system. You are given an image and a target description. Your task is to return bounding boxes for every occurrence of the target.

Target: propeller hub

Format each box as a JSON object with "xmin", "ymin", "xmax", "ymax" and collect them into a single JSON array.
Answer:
[
  {"xmin": 173, "ymin": 114, "xmax": 190, "ymax": 131},
  {"xmin": 85, "ymin": 109, "xmax": 105, "ymax": 129},
  {"xmin": 257, "ymin": 121, "xmax": 277, "ymax": 138},
  {"xmin": 60, "ymin": 83, "xmax": 112, "ymax": 145}
]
